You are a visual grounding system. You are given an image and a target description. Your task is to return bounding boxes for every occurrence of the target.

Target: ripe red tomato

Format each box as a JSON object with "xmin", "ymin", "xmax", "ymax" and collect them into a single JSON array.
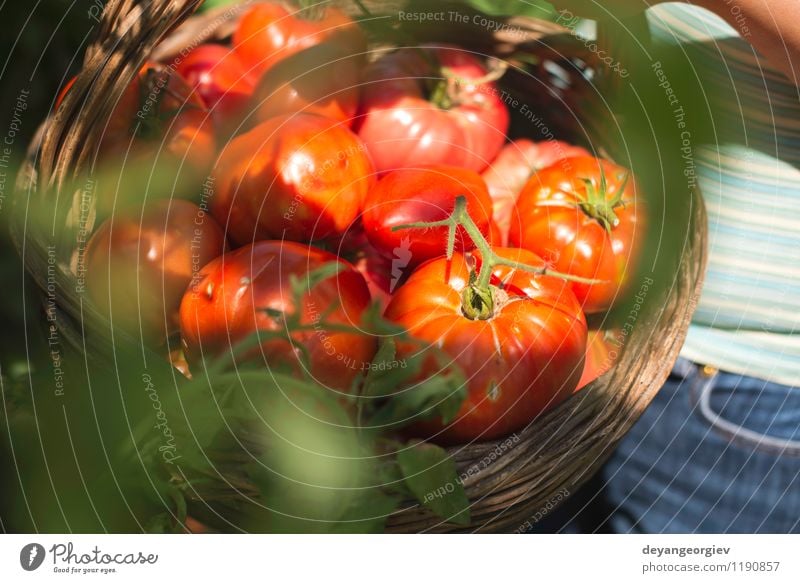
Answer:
[
  {"xmin": 330, "ymin": 226, "xmax": 395, "ymax": 311},
  {"xmin": 576, "ymin": 328, "xmax": 621, "ymax": 391},
  {"xmin": 178, "ymin": 240, "xmax": 376, "ymax": 392},
  {"xmin": 509, "ymin": 156, "xmax": 643, "ymax": 314},
  {"xmin": 356, "ymin": 45, "xmax": 510, "ymax": 174},
  {"xmin": 361, "ymin": 165, "xmax": 495, "ymax": 268},
  {"xmin": 85, "ymin": 200, "xmax": 227, "ymax": 345},
  {"xmin": 251, "ymin": 43, "xmax": 360, "ymax": 127},
  {"xmin": 482, "ymin": 139, "xmax": 590, "ymax": 243},
  {"xmin": 233, "ymin": 2, "xmax": 366, "ymax": 79},
  {"xmin": 211, "ymin": 113, "xmax": 375, "ymax": 245},
  {"xmin": 175, "ymin": 44, "xmax": 256, "ymax": 134},
  {"xmin": 385, "ymin": 247, "xmax": 587, "ymax": 444}
]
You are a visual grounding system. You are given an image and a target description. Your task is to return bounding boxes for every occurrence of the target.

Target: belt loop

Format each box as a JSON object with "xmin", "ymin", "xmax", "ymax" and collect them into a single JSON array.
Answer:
[
  {"xmin": 689, "ymin": 368, "xmax": 800, "ymax": 457},
  {"xmin": 700, "ymin": 364, "xmax": 719, "ymax": 377}
]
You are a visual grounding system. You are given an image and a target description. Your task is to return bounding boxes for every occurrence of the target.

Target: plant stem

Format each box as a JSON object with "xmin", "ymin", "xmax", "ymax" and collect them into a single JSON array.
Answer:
[
  {"xmin": 392, "ymin": 196, "xmax": 605, "ymax": 320},
  {"xmin": 576, "ymin": 167, "xmax": 630, "ymax": 233},
  {"xmin": 351, "ymin": 0, "xmax": 373, "ymax": 17},
  {"xmin": 429, "ymin": 59, "xmax": 508, "ymax": 110}
]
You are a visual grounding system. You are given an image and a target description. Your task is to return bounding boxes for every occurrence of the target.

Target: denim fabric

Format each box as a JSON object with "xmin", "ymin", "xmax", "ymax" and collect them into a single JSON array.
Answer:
[{"xmin": 600, "ymin": 358, "xmax": 800, "ymax": 533}]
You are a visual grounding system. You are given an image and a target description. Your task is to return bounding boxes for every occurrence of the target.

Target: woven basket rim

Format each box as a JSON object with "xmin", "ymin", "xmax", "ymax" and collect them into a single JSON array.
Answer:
[{"xmin": 11, "ymin": 0, "xmax": 708, "ymax": 533}]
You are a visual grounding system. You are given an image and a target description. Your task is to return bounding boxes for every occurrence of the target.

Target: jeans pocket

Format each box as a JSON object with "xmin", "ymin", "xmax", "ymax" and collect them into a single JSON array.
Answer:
[{"xmin": 688, "ymin": 369, "xmax": 800, "ymax": 457}]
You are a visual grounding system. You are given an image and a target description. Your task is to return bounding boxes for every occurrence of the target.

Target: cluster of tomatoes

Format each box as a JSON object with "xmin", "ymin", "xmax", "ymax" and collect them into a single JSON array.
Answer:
[{"xmin": 75, "ymin": 3, "xmax": 643, "ymax": 444}]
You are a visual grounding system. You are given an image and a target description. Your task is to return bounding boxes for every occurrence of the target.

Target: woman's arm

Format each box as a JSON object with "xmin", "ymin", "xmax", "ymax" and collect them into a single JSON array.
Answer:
[
  {"xmin": 695, "ymin": 0, "xmax": 800, "ymax": 84},
  {"xmin": 551, "ymin": 1, "xmax": 800, "ymax": 84}
]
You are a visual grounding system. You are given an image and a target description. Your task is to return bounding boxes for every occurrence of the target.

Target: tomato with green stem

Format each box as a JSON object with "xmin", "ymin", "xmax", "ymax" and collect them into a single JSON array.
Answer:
[
  {"xmin": 509, "ymin": 156, "xmax": 643, "ymax": 314},
  {"xmin": 361, "ymin": 165, "xmax": 495, "ymax": 269},
  {"xmin": 482, "ymin": 139, "xmax": 590, "ymax": 243},
  {"xmin": 356, "ymin": 44, "xmax": 510, "ymax": 174},
  {"xmin": 383, "ymin": 197, "xmax": 588, "ymax": 444},
  {"xmin": 179, "ymin": 240, "xmax": 377, "ymax": 392}
]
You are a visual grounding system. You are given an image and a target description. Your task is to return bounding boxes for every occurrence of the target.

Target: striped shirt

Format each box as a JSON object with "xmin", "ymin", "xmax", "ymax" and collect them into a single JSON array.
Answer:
[{"xmin": 647, "ymin": 3, "xmax": 800, "ymax": 386}]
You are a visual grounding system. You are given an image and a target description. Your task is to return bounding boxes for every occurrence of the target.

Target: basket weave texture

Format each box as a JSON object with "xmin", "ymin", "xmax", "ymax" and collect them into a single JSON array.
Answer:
[{"xmin": 13, "ymin": 0, "xmax": 707, "ymax": 533}]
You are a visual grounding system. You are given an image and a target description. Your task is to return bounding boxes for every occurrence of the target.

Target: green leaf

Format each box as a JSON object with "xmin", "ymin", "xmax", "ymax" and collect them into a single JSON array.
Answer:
[
  {"xmin": 397, "ymin": 441, "xmax": 470, "ymax": 526},
  {"xmin": 365, "ymin": 344, "xmax": 467, "ymax": 429},
  {"xmin": 289, "ymin": 262, "xmax": 344, "ymax": 299},
  {"xmin": 199, "ymin": 0, "xmax": 241, "ymax": 11},
  {"xmin": 368, "ymin": 371, "xmax": 466, "ymax": 429},
  {"xmin": 328, "ymin": 488, "xmax": 402, "ymax": 534},
  {"xmin": 465, "ymin": 0, "xmax": 557, "ymax": 20},
  {"xmin": 362, "ymin": 339, "xmax": 419, "ymax": 398}
]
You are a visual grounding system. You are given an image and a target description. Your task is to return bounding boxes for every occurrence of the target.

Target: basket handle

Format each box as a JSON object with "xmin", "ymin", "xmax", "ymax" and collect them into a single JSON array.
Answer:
[{"xmin": 39, "ymin": 0, "xmax": 203, "ymax": 193}]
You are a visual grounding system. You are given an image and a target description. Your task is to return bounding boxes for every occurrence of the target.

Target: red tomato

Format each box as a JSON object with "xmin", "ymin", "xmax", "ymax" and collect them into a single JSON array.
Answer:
[
  {"xmin": 85, "ymin": 200, "xmax": 227, "ymax": 345},
  {"xmin": 482, "ymin": 139, "xmax": 591, "ymax": 243},
  {"xmin": 330, "ymin": 226, "xmax": 395, "ymax": 311},
  {"xmin": 356, "ymin": 45, "xmax": 510, "ymax": 174},
  {"xmin": 576, "ymin": 328, "xmax": 621, "ymax": 391},
  {"xmin": 361, "ymin": 165, "xmax": 495, "ymax": 268},
  {"xmin": 211, "ymin": 113, "xmax": 375, "ymax": 246},
  {"xmin": 530, "ymin": 140, "xmax": 593, "ymax": 171},
  {"xmin": 352, "ymin": 251, "xmax": 393, "ymax": 312},
  {"xmin": 509, "ymin": 156, "xmax": 643, "ymax": 314},
  {"xmin": 175, "ymin": 44, "xmax": 256, "ymax": 134},
  {"xmin": 385, "ymin": 247, "xmax": 587, "ymax": 444},
  {"xmin": 233, "ymin": 2, "xmax": 366, "ymax": 79},
  {"xmin": 179, "ymin": 240, "xmax": 376, "ymax": 392},
  {"xmin": 250, "ymin": 43, "xmax": 360, "ymax": 127},
  {"xmin": 488, "ymin": 220, "xmax": 503, "ymax": 247}
]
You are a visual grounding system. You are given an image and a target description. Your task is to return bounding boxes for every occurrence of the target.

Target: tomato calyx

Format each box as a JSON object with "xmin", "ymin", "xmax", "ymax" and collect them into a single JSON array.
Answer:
[
  {"xmin": 428, "ymin": 58, "xmax": 508, "ymax": 111},
  {"xmin": 461, "ymin": 270, "xmax": 496, "ymax": 321},
  {"xmin": 575, "ymin": 167, "xmax": 630, "ymax": 233},
  {"xmin": 393, "ymin": 196, "xmax": 603, "ymax": 321}
]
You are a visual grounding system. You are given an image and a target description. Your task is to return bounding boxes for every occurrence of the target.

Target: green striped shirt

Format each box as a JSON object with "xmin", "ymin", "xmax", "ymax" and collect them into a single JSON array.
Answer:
[{"xmin": 647, "ymin": 3, "xmax": 800, "ymax": 385}]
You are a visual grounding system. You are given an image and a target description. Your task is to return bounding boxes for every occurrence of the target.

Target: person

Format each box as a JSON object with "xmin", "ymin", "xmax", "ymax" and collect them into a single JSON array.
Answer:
[{"xmin": 538, "ymin": 0, "xmax": 800, "ymax": 533}]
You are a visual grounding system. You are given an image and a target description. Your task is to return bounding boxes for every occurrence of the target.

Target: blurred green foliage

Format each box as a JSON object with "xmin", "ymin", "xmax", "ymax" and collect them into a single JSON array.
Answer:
[
  {"xmin": 465, "ymin": 0, "xmax": 557, "ymax": 18},
  {"xmin": 0, "ymin": 1, "xmax": 97, "ymax": 378},
  {"xmin": 0, "ymin": 0, "xmax": 704, "ymax": 534}
]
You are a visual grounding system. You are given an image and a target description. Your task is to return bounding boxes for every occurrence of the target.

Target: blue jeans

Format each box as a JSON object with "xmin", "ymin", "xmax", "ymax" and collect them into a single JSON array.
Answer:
[
  {"xmin": 531, "ymin": 359, "xmax": 800, "ymax": 533},
  {"xmin": 602, "ymin": 359, "xmax": 800, "ymax": 533}
]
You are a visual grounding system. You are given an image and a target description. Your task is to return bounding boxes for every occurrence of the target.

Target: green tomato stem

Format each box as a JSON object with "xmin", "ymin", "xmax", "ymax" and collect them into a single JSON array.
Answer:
[
  {"xmin": 392, "ymin": 196, "xmax": 605, "ymax": 320},
  {"xmin": 575, "ymin": 167, "xmax": 630, "ymax": 233},
  {"xmin": 429, "ymin": 76, "xmax": 454, "ymax": 110}
]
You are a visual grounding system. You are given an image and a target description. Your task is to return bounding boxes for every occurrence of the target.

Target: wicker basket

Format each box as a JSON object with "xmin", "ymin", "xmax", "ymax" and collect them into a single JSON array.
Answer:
[{"xmin": 12, "ymin": 0, "xmax": 707, "ymax": 533}]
